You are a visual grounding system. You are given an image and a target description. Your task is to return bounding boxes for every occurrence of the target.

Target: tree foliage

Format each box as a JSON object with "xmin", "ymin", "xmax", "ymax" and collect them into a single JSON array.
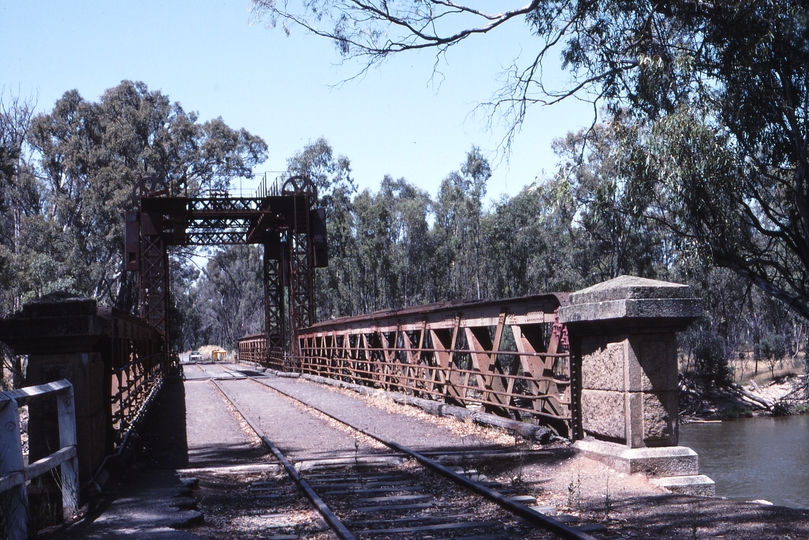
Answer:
[
  {"xmin": 252, "ymin": 0, "xmax": 809, "ymax": 323},
  {"xmin": 178, "ymin": 246, "xmax": 265, "ymax": 350},
  {"xmin": 24, "ymin": 81, "xmax": 267, "ymax": 312},
  {"xmin": 0, "ymin": 82, "xmax": 267, "ymax": 322}
]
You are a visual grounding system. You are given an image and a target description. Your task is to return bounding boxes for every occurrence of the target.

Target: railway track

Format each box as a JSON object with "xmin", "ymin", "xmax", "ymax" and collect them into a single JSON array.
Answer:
[{"xmin": 185, "ymin": 362, "xmax": 599, "ymax": 540}]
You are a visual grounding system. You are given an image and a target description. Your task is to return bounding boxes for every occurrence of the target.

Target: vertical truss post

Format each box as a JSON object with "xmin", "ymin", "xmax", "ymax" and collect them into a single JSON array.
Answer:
[
  {"xmin": 288, "ymin": 194, "xmax": 315, "ymax": 356},
  {"xmin": 139, "ymin": 234, "xmax": 170, "ymax": 346},
  {"xmin": 263, "ymin": 235, "xmax": 286, "ymax": 352}
]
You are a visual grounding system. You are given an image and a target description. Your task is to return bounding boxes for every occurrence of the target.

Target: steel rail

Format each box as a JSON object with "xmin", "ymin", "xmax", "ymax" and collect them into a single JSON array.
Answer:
[
  {"xmin": 251, "ymin": 377, "xmax": 597, "ymax": 540},
  {"xmin": 209, "ymin": 379, "xmax": 356, "ymax": 540},
  {"xmin": 289, "ymin": 354, "xmax": 573, "ymax": 421},
  {"xmin": 299, "ymin": 344, "xmax": 571, "ymax": 359}
]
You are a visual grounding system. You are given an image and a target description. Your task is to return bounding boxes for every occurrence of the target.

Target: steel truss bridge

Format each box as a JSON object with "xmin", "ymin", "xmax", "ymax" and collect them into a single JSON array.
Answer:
[
  {"xmin": 126, "ymin": 174, "xmax": 327, "ymax": 360},
  {"xmin": 240, "ymin": 294, "xmax": 576, "ymax": 437},
  {"xmin": 127, "ymin": 173, "xmax": 574, "ymax": 436}
]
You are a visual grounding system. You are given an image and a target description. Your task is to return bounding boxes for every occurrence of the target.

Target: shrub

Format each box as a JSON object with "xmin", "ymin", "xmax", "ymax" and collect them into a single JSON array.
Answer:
[
  {"xmin": 694, "ymin": 332, "xmax": 733, "ymax": 388},
  {"xmin": 756, "ymin": 334, "xmax": 788, "ymax": 378}
]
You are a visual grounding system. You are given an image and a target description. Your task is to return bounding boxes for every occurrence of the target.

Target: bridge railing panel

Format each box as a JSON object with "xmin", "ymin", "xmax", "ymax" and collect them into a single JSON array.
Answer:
[
  {"xmin": 239, "ymin": 294, "xmax": 574, "ymax": 436},
  {"xmin": 99, "ymin": 307, "xmax": 166, "ymax": 448},
  {"xmin": 0, "ymin": 297, "xmax": 166, "ymax": 485},
  {"xmin": 237, "ymin": 333, "xmax": 289, "ymax": 370},
  {"xmin": 108, "ymin": 329, "xmax": 164, "ymax": 445},
  {"xmin": 0, "ymin": 380, "xmax": 79, "ymax": 540}
]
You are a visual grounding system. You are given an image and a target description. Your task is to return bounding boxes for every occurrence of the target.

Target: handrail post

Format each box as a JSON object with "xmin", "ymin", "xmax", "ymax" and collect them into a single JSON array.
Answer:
[
  {"xmin": 0, "ymin": 380, "xmax": 79, "ymax": 539},
  {"xmin": 0, "ymin": 397, "xmax": 27, "ymax": 540},
  {"xmin": 56, "ymin": 383, "xmax": 79, "ymax": 520}
]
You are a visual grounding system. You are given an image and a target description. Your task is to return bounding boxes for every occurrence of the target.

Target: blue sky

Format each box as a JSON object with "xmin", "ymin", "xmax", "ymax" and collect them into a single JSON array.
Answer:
[{"xmin": 1, "ymin": 0, "xmax": 594, "ymax": 203}]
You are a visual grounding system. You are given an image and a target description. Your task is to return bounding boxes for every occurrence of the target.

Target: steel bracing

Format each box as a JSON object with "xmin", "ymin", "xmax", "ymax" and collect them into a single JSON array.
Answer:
[
  {"xmin": 289, "ymin": 196, "xmax": 314, "ymax": 341},
  {"xmin": 240, "ymin": 294, "xmax": 578, "ymax": 437},
  {"xmin": 263, "ymin": 241, "xmax": 286, "ymax": 351},
  {"xmin": 126, "ymin": 175, "xmax": 326, "ymax": 362},
  {"xmin": 139, "ymin": 234, "xmax": 169, "ymax": 336}
]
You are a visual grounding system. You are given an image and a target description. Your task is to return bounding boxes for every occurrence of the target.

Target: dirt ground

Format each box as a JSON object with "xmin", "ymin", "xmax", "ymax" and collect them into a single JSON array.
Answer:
[
  {"xmin": 54, "ymin": 371, "xmax": 809, "ymax": 539},
  {"xmin": 325, "ymin": 381, "xmax": 809, "ymax": 539}
]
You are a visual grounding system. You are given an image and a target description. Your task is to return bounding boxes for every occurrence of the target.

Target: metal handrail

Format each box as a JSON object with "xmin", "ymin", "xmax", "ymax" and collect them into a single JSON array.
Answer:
[{"xmin": 0, "ymin": 380, "xmax": 79, "ymax": 540}]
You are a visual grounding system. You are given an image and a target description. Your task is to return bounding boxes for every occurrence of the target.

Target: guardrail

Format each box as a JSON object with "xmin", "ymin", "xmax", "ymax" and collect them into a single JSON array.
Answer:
[
  {"xmin": 0, "ymin": 380, "xmax": 78, "ymax": 540},
  {"xmin": 105, "ymin": 308, "xmax": 165, "ymax": 446},
  {"xmin": 238, "ymin": 335, "xmax": 289, "ymax": 371},
  {"xmin": 0, "ymin": 297, "xmax": 166, "ymax": 485},
  {"xmin": 240, "ymin": 294, "xmax": 575, "ymax": 436}
]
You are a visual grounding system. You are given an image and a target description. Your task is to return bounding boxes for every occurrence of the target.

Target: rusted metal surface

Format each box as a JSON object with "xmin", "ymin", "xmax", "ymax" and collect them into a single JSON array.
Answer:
[
  {"xmin": 101, "ymin": 307, "xmax": 165, "ymax": 444},
  {"xmin": 240, "ymin": 294, "xmax": 577, "ymax": 436},
  {"xmin": 127, "ymin": 174, "xmax": 326, "ymax": 355},
  {"xmin": 0, "ymin": 297, "xmax": 165, "ymax": 482},
  {"xmin": 238, "ymin": 332, "xmax": 289, "ymax": 371},
  {"xmin": 139, "ymin": 233, "xmax": 170, "ymax": 337}
]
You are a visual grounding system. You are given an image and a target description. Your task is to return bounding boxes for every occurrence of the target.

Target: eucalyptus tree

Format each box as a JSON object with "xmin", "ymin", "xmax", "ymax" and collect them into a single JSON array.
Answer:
[
  {"xmin": 285, "ymin": 136, "xmax": 355, "ymax": 212},
  {"xmin": 192, "ymin": 245, "xmax": 265, "ymax": 349},
  {"xmin": 431, "ymin": 147, "xmax": 491, "ymax": 302},
  {"xmin": 253, "ymin": 0, "xmax": 809, "ymax": 321},
  {"xmin": 481, "ymin": 182, "xmax": 578, "ymax": 299},
  {"xmin": 316, "ymin": 182, "xmax": 359, "ymax": 319},
  {"xmin": 0, "ymin": 93, "xmax": 39, "ymax": 316},
  {"xmin": 352, "ymin": 186, "xmax": 394, "ymax": 312},
  {"xmin": 0, "ymin": 93, "xmax": 39, "ymax": 387},
  {"xmin": 378, "ymin": 176, "xmax": 433, "ymax": 307},
  {"xmin": 553, "ymin": 120, "xmax": 666, "ymax": 283},
  {"xmin": 28, "ymin": 80, "xmax": 267, "ymax": 312},
  {"xmin": 283, "ymin": 138, "xmax": 358, "ymax": 319}
]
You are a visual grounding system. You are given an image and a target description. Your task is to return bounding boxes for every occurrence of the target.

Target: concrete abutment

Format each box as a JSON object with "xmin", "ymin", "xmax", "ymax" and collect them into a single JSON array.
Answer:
[{"xmin": 560, "ymin": 275, "xmax": 715, "ymax": 496}]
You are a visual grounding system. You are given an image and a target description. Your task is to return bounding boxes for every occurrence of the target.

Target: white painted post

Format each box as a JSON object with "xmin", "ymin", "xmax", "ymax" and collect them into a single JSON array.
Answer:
[
  {"xmin": 56, "ymin": 384, "xmax": 79, "ymax": 520},
  {"xmin": 0, "ymin": 398, "xmax": 27, "ymax": 540}
]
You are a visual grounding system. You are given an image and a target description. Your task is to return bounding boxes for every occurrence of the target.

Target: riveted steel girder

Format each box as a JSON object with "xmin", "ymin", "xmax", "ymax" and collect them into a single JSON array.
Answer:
[
  {"xmin": 127, "ymin": 176, "xmax": 324, "ymax": 362},
  {"xmin": 240, "ymin": 294, "xmax": 578, "ymax": 437}
]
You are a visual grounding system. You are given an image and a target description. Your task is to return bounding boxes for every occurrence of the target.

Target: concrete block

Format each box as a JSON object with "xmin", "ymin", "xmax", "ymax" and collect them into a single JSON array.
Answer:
[
  {"xmin": 574, "ymin": 439, "xmax": 700, "ymax": 477},
  {"xmin": 642, "ymin": 391, "xmax": 678, "ymax": 445},
  {"xmin": 627, "ymin": 391, "xmax": 644, "ymax": 447},
  {"xmin": 650, "ymin": 475, "xmax": 716, "ymax": 497},
  {"xmin": 638, "ymin": 337, "xmax": 678, "ymax": 391},
  {"xmin": 563, "ymin": 277, "xmax": 702, "ymax": 449},
  {"xmin": 581, "ymin": 390, "xmax": 625, "ymax": 440},
  {"xmin": 558, "ymin": 276, "xmax": 702, "ymax": 329},
  {"xmin": 581, "ymin": 339, "xmax": 626, "ymax": 391}
]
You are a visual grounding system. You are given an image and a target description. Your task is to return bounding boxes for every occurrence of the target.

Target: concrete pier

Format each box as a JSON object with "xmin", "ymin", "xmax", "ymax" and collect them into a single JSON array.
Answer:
[{"xmin": 560, "ymin": 276, "xmax": 714, "ymax": 495}]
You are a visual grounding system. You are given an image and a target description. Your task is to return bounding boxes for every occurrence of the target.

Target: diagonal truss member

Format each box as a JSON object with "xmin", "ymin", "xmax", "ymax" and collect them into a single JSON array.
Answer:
[{"xmin": 125, "ymin": 175, "xmax": 328, "ymax": 362}]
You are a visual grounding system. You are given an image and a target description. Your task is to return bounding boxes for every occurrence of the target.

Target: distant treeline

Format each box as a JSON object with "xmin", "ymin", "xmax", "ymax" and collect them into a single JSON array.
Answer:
[{"xmin": 1, "ymin": 82, "xmax": 806, "ymax": 389}]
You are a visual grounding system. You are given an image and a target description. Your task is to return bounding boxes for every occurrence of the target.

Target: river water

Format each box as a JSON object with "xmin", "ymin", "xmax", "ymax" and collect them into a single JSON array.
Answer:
[{"xmin": 679, "ymin": 414, "xmax": 809, "ymax": 509}]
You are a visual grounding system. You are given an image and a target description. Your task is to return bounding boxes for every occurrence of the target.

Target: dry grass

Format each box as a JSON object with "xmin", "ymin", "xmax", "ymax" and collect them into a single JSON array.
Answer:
[{"xmin": 329, "ymin": 383, "xmax": 523, "ymax": 447}]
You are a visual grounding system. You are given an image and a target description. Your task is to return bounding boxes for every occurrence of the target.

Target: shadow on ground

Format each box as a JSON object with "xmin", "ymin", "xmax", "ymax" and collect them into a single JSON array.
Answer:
[{"xmin": 136, "ymin": 376, "xmax": 190, "ymax": 469}]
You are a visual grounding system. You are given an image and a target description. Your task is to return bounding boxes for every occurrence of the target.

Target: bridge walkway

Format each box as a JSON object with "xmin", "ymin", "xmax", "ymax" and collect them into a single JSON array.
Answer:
[
  {"xmin": 43, "ymin": 362, "xmax": 558, "ymax": 539},
  {"xmin": 39, "ymin": 364, "xmax": 268, "ymax": 539}
]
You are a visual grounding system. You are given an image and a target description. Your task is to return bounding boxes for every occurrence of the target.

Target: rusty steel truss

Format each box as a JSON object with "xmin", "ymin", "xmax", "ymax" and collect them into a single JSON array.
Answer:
[
  {"xmin": 102, "ymin": 307, "xmax": 165, "ymax": 448},
  {"xmin": 240, "ymin": 294, "xmax": 578, "ymax": 437},
  {"xmin": 125, "ymin": 175, "xmax": 327, "ymax": 358}
]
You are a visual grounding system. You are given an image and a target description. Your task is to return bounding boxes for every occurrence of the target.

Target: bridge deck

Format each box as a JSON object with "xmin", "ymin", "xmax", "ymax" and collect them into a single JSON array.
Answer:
[
  {"xmin": 39, "ymin": 363, "xmax": 809, "ymax": 539},
  {"xmin": 45, "ymin": 363, "xmax": 534, "ymax": 538}
]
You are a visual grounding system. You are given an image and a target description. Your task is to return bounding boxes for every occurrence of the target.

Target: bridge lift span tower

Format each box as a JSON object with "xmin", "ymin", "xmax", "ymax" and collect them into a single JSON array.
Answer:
[{"xmin": 125, "ymin": 174, "xmax": 327, "ymax": 358}]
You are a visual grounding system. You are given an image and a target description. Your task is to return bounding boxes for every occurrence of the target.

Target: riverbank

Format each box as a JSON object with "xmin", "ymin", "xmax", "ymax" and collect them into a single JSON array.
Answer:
[{"xmin": 680, "ymin": 372, "xmax": 809, "ymax": 420}]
